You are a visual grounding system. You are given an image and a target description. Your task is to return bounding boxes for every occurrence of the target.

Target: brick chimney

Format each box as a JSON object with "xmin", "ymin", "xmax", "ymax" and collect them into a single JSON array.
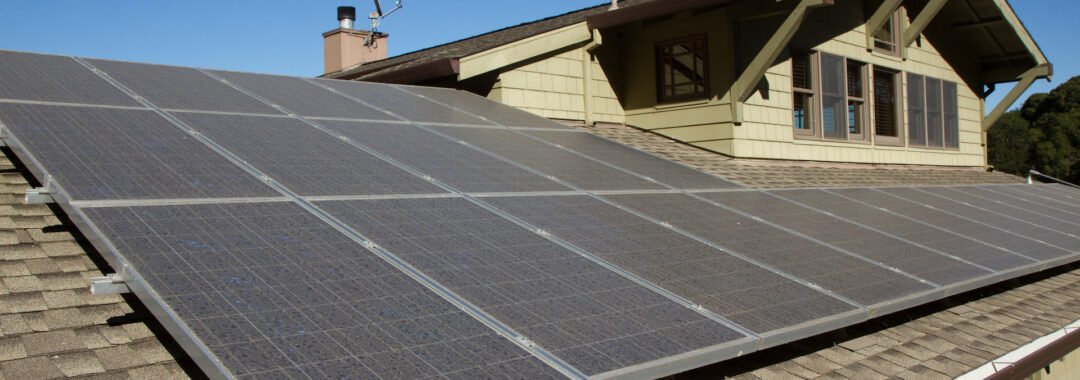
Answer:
[{"xmin": 323, "ymin": 6, "xmax": 388, "ymax": 75}]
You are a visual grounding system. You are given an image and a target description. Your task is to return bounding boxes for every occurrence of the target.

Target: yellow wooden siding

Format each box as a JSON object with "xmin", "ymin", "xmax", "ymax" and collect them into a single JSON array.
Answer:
[
  {"xmin": 733, "ymin": 3, "xmax": 985, "ymax": 166},
  {"xmin": 487, "ymin": 48, "xmax": 625, "ymax": 124}
]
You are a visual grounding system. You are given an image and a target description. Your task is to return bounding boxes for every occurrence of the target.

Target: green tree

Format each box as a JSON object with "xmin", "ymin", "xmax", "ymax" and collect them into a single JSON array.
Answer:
[{"xmin": 989, "ymin": 76, "xmax": 1080, "ymax": 183}]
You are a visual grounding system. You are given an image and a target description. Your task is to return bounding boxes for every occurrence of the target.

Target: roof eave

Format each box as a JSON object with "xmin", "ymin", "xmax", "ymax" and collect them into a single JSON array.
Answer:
[
  {"xmin": 586, "ymin": 0, "xmax": 736, "ymax": 30},
  {"xmin": 359, "ymin": 58, "xmax": 460, "ymax": 84}
]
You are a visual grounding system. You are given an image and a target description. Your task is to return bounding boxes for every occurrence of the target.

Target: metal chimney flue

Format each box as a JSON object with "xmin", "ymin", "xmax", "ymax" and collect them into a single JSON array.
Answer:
[{"xmin": 338, "ymin": 6, "xmax": 357, "ymax": 29}]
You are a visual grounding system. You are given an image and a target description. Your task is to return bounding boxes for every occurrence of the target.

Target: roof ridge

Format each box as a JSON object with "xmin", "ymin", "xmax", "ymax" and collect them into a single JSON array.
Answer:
[{"xmin": 357, "ymin": 1, "xmax": 612, "ymax": 68}]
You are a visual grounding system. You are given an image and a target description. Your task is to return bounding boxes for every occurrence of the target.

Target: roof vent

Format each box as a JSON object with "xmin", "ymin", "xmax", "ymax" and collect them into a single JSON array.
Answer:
[{"xmin": 338, "ymin": 6, "xmax": 357, "ymax": 29}]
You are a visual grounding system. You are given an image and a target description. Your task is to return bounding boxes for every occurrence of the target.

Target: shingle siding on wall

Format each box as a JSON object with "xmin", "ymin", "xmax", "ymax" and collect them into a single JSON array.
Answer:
[
  {"xmin": 736, "ymin": 3, "xmax": 985, "ymax": 166},
  {"xmin": 489, "ymin": 48, "xmax": 625, "ymax": 124}
]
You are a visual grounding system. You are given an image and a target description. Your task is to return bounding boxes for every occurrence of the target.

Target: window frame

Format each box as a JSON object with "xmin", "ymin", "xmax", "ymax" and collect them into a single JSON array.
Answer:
[
  {"xmin": 906, "ymin": 73, "xmax": 961, "ymax": 150},
  {"xmin": 655, "ymin": 35, "xmax": 710, "ymax": 104},
  {"xmin": 873, "ymin": 10, "xmax": 902, "ymax": 56},
  {"xmin": 789, "ymin": 50, "xmax": 870, "ymax": 143},
  {"xmin": 871, "ymin": 66, "xmax": 904, "ymax": 146}
]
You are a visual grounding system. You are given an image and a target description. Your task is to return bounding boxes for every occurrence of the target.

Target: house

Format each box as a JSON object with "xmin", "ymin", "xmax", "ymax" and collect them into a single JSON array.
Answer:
[{"xmin": 322, "ymin": 0, "xmax": 1051, "ymax": 168}]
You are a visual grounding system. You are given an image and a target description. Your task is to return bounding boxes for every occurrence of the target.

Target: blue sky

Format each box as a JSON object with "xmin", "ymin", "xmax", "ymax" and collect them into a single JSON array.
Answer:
[{"xmin": 0, "ymin": 0, "xmax": 1074, "ymax": 109}]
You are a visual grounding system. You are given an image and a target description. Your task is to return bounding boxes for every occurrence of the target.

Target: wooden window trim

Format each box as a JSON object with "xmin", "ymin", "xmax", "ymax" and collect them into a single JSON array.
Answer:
[
  {"xmin": 873, "ymin": 11, "xmax": 902, "ymax": 56},
  {"xmin": 791, "ymin": 51, "xmax": 870, "ymax": 144},
  {"xmin": 907, "ymin": 73, "xmax": 961, "ymax": 151},
  {"xmin": 872, "ymin": 66, "xmax": 905, "ymax": 146},
  {"xmin": 655, "ymin": 35, "xmax": 709, "ymax": 104}
]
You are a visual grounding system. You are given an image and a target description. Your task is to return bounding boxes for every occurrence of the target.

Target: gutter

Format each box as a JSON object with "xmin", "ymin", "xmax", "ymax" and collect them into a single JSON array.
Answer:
[{"xmin": 959, "ymin": 319, "xmax": 1080, "ymax": 380}]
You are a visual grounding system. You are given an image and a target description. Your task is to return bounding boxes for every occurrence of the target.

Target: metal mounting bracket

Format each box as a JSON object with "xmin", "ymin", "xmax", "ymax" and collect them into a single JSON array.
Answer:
[
  {"xmin": 25, "ymin": 178, "xmax": 55, "ymax": 204},
  {"xmin": 90, "ymin": 265, "xmax": 132, "ymax": 296}
]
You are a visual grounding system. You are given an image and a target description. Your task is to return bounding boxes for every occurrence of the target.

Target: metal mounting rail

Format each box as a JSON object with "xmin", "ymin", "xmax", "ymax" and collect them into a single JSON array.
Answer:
[{"xmin": 1029, "ymin": 169, "xmax": 1080, "ymax": 190}]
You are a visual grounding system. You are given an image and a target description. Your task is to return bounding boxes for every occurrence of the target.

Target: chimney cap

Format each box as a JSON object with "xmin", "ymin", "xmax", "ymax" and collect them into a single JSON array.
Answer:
[{"xmin": 338, "ymin": 6, "xmax": 357, "ymax": 21}]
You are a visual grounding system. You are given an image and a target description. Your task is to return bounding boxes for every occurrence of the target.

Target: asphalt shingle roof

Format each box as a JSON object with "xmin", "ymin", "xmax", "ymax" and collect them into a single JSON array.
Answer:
[
  {"xmin": 327, "ymin": 0, "xmax": 656, "ymax": 81},
  {"xmin": 0, "ymin": 151, "xmax": 195, "ymax": 380}
]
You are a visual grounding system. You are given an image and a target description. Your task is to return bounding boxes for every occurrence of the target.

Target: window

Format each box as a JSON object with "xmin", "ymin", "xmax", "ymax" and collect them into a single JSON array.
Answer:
[
  {"xmin": 873, "ymin": 67, "xmax": 901, "ymax": 144},
  {"xmin": 792, "ymin": 52, "xmax": 815, "ymax": 134},
  {"xmin": 874, "ymin": 11, "xmax": 900, "ymax": 54},
  {"xmin": 907, "ymin": 74, "xmax": 959, "ymax": 148},
  {"xmin": 656, "ymin": 36, "xmax": 708, "ymax": 102},
  {"xmin": 789, "ymin": 51, "xmax": 867, "ymax": 142},
  {"xmin": 847, "ymin": 61, "xmax": 867, "ymax": 137}
]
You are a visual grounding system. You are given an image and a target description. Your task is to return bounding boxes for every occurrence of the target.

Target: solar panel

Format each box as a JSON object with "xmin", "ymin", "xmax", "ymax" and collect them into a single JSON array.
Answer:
[
  {"xmin": 882, "ymin": 188, "xmax": 1080, "ymax": 254},
  {"xmin": 483, "ymin": 195, "xmax": 857, "ymax": 334},
  {"xmin": 315, "ymin": 79, "xmax": 495, "ymax": 126},
  {"xmin": 0, "ymin": 51, "xmax": 138, "ymax": 106},
  {"xmin": 522, "ymin": 130, "xmax": 741, "ymax": 189},
  {"xmin": 1001, "ymin": 184, "xmax": 1080, "ymax": 213},
  {"xmin": 402, "ymin": 86, "xmax": 571, "ymax": 129},
  {"xmin": 915, "ymin": 187, "xmax": 1080, "ymax": 251},
  {"xmin": 316, "ymin": 197, "xmax": 748, "ymax": 376},
  {"xmin": 433, "ymin": 126, "xmax": 665, "ymax": 191},
  {"xmin": 83, "ymin": 202, "xmax": 562, "ymax": 379},
  {"xmin": 3, "ymin": 49, "xmax": 1079, "ymax": 379},
  {"xmin": 772, "ymin": 189, "xmax": 1034, "ymax": 271},
  {"xmin": 86, "ymin": 59, "xmax": 279, "ymax": 114},
  {"xmin": 208, "ymin": 70, "xmax": 394, "ymax": 120},
  {"xmin": 701, "ymin": 191, "xmax": 991, "ymax": 286},
  {"xmin": 0, "ymin": 103, "xmax": 278, "ymax": 201},
  {"xmin": 316, "ymin": 120, "xmax": 570, "ymax": 193},
  {"xmin": 169, "ymin": 113, "xmax": 446, "ymax": 197},
  {"xmin": 963, "ymin": 186, "xmax": 1080, "ymax": 227},
  {"xmin": 601, "ymin": 193, "xmax": 935, "ymax": 306},
  {"xmin": 835, "ymin": 188, "xmax": 1072, "ymax": 261}
]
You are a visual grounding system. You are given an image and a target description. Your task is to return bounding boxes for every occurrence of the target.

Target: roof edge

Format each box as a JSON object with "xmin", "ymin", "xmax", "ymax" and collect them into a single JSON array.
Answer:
[{"xmin": 587, "ymin": 0, "xmax": 735, "ymax": 30}]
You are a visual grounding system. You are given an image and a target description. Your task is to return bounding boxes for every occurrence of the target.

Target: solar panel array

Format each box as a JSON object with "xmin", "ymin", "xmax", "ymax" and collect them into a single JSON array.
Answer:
[{"xmin": 0, "ymin": 50, "xmax": 1077, "ymax": 379}]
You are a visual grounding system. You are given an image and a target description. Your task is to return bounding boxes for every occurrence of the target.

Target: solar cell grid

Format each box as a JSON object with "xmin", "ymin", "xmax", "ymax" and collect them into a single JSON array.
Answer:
[
  {"xmin": 316, "ymin": 120, "xmax": 570, "ymax": 193},
  {"xmin": 0, "ymin": 103, "xmax": 278, "ymax": 201},
  {"xmin": 1003, "ymin": 185, "xmax": 1080, "ymax": 213},
  {"xmin": 402, "ymin": 86, "xmax": 570, "ymax": 129},
  {"xmin": 317, "ymin": 197, "xmax": 746, "ymax": 376},
  {"xmin": 483, "ymin": 194, "xmax": 856, "ymax": 333},
  {"xmin": 209, "ymin": 70, "xmax": 393, "ymax": 120},
  {"xmin": 169, "ymin": 113, "xmax": 446, "ymax": 197},
  {"xmin": 522, "ymin": 130, "xmax": 741, "ymax": 189},
  {"xmin": 883, "ymin": 188, "xmax": 1080, "ymax": 254},
  {"xmin": 433, "ymin": 126, "xmax": 665, "ymax": 191},
  {"xmin": 87, "ymin": 59, "xmax": 279, "ymax": 114},
  {"xmin": 84, "ymin": 202, "xmax": 563, "ymax": 379},
  {"xmin": 601, "ymin": 193, "xmax": 934, "ymax": 306},
  {"xmin": 964, "ymin": 186, "xmax": 1080, "ymax": 227},
  {"xmin": 915, "ymin": 187, "xmax": 1080, "ymax": 251},
  {"xmin": 315, "ymin": 79, "xmax": 495, "ymax": 126},
  {"xmin": 772, "ymin": 189, "xmax": 1032, "ymax": 271},
  {"xmin": 0, "ymin": 51, "xmax": 138, "ymax": 106},
  {"xmin": 702, "ymin": 191, "xmax": 990, "ymax": 286},
  {"xmin": 833, "ymin": 188, "xmax": 1071, "ymax": 261}
]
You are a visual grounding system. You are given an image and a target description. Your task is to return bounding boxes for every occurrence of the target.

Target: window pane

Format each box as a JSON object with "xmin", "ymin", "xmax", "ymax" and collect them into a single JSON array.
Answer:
[
  {"xmin": 849, "ymin": 101, "xmax": 863, "ymax": 135},
  {"xmin": 794, "ymin": 92, "xmax": 813, "ymax": 130},
  {"xmin": 907, "ymin": 74, "xmax": 926, "ymax": 146},
  {"xmin": 874, "ymin": 17, "xmax": 897, "ymax": 52},
  {"xmin": 874, "ymin": 69, "xmax": 898, "ymax": 137},
  {"xmin": 821, "ymin": 54, "xmax": 847, "ymax": 139},
  {"xmin": 927, "ymin": 78, "xmax": 943, "ymax": 147},
  {"xmin": 792, "ymin": 53, "xmax": 812, "ymax": 90},
  {"xmin": 943, "ymin": 82, "xmax": 959, "ymax": 148},
  {"xmin": 847, "ymin": 62, "xmax": 864, "ymax": 98},
  {"xmin": 657, "ymin": 37, "xmax": 707, "ymax": 101}
]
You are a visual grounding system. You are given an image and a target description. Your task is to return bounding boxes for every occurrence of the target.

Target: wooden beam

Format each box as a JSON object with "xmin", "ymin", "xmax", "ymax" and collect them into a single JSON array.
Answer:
[
  {"xmin": 865, "ymin": 0, "xmax": 903, "ymax": 52},
  {"xmin": 731, "ymin": 0, "xmax": 833, "ymax": 124},
  {"xmin": 902, "ymin": 0, "xmax": 946, "ymax": 51},
  {"xmin": 982, "ymin": 64, "xmax": 1052, "ymax": 131}
]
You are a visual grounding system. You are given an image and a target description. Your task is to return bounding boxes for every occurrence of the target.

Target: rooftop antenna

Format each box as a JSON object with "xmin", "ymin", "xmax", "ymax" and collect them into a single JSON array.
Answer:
[{"xmin": 366, "ymin": 0, "xmax": 403, "ymax": 46}]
